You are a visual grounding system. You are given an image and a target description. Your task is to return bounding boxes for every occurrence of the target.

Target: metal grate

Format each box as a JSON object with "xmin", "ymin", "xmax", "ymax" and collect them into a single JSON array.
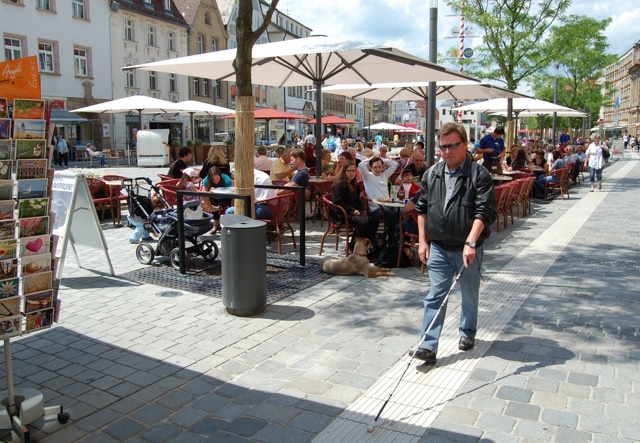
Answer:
[{"xmin": 121, "ymin": 253, "xmax": 330, "ymax": 305}]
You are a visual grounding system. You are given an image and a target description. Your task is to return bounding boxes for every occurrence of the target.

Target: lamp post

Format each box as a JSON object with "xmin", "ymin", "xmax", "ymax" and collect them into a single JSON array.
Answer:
[
  {"xmin": 426, "ymin": 0, "xmax": 438, "ymax": 167},
  {"xmin": 552, "ymin": 63, "xmax": 559, "ymax": 145}
]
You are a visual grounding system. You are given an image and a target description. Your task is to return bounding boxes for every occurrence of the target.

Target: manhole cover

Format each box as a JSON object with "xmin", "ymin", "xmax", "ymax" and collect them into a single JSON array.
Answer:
[{"xmin": 158, "ymin": 290, "xmax": 182, "ymax": 298}]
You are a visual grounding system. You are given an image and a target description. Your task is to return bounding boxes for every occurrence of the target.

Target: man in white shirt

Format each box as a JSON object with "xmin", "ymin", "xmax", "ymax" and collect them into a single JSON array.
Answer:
[
  {"xmin": 225, "ymin": 169, "xmax": 276, "ymax": 219},
  {"xmin": 254, "ymin": 146, "xmax": 273, "ymax": 171},
  {"xmin": 304, "ymin": 131, "xmax": 316, "ymax": 146}
]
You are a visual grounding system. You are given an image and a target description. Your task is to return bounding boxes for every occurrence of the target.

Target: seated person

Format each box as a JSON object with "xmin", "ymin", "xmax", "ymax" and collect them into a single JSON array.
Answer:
[
  {"xmin": 270, "ymin": 146, "xmax": 295, "ymax": 182},
  {"xmin": 176, "ymin": 167, "xmax": 202, "ymax": 202},
  {"xmin": 254, "ymin": 145, "xmax": 273, "ymax": 171},
  {"xmin": 396, "ymin": 152, "xmax": 426, "ymax": 185},
  {"xmin": 358, "ymin": 155, "xmax": 399, "ymax": 246},
  {"xmin": 86, "ymin": 143, "xmax": 108, "ymax": 167},
  {"xmin": 167, "ymin": 147, "xmax": 193, "ymax": 179},
  {"xmin": 507, "ymin": 148, "xmax": 529, "ymax": 171},
  {"xmin": 330, "ymin": 162, "xmax": 372, "ymax": 249},
  {"xmin": 397, "ymin": 169, "xmax": 420, "ymax": 200},
  {"xmin": 225, "ymin": 169, "xmax": 276, "ymax": 219},
  {"xmin": 202, "ymin": 166, "xmax": 233, "ymax": 234},
  {"xmin": 534, "ymin": 149, "xmax": 565, "ymax": 198},
  {"xmin": 321, "ymin": 148, "xmax": 335, "ymax": 175},
  {"xmin": 563, "ymin": 145, "xmax": 582, "ymax": 181},
  {"xmin": 277, "ymin": 148, "xmax": 310, "ymax": 199}
]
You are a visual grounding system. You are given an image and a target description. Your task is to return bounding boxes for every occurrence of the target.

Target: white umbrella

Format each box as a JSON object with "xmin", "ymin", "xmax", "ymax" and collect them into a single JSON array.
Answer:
[
  {"xmin": 323, "ymin": 81, "xmax": 524, "ymax": 102},
  {"xmin": 491, "ymin": 109, "xmax": 587, "ymax": 118},
  {"xmin": 128, "ymin": 36, "xmax": 477, "ymax": 171},
  {"xmin": 367, "ymin": 122, "xmax": 410, "ymax": 130},
  {"xmin": 453, "ymin": 97, "xmax": 579, "ymax": 114},
  {"xmin": 172, "ymin": 100, "xmax": 235, "ymax": 142}
]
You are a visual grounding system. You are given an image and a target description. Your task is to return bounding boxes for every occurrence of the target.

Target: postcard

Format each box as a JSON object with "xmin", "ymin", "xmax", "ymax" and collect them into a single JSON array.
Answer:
[
  {"xmin": 16, "ymin": 139, "xmax": 46, "ymax": 159},
  {"xmin": 18, "ymin": 179, "xmax": 48, "ymax": 199},
  {"xmin": 0, "ymin": 277, "xmax": 19, "ymax": 299},
  {"xmin": 0, "ymin": 160, "xmax": 11, "ymax": 180},
  {"xmin": 0, "ymin": 296, "xmax": 20, "ymax": 317},
  {"xmin": 0, "ymin": 317, "xmax": 21, "ymax": 339},
  {"xmin": 0, "ymin": 180, "xmax": 12, "ymax": 200},
  {"xmin": 13, "ymin": 99, "xmax": 45, "ymax": 120},
  {"xmin": 19, "ymin": 235, "xmax": 50, "ymax": 257},
  {"xmin": 13, "ymin": 120, "xmax": 46, "ymax": 140},
  {"xmin": 22, "ymin": 271, "xmax": 52, "ymax": 296},
  {"xmin": 26, "ymin": 308, "xmax": 53, "ymax": 331},
  {"xmin": 0, "ymin": 140, "xmax": 11, "ymax": 160},
  {"xmin": 19, "ymin": 216, "xmax": 49, "ymax": 238},
  {"xmin": 20, "ymin": 253, "xmax": 51, "ymax": 275},
  {"xmin": 0, "ymin": 200, "xmax": 14, "ymax": 220},
  {"xmin": 0, "ymin": 239, "xmax": 17, "ymax": 260},
  {"xmin": 0, "ymin": 98, "xmax": 8, "ymax": 118},
  {"xmin": 18, "ymin": 197, "xmax": 49, "ymax": 219},
  {"xmin": 0, "ymin": 258, "xmax": 17, "ymax": 279},
  {"xmin": 0, "ymin": 220, "xmax": 15, "ymax": 240},
  {"xmin": 16, "ymin": 159, "xmax": 47, "ymax": 180},
  {"xmin": 0, "ymin": 119, "xmax": 10, "ymax": 140}
]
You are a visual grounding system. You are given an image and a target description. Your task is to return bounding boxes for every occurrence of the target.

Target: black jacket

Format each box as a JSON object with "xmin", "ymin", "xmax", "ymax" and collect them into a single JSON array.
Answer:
[{"xmin": 415, "ymin": 154, "xmax": 497, "ymax": 251}]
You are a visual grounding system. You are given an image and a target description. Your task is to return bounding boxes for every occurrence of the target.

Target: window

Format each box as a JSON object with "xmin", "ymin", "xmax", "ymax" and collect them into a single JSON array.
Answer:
[
  {"xmin": 126, "ymin": 70, "xmax": 135, "ymax": 88},
  {"xmin": 204, "ymin": 12, "xmax": 210, "ymax": 24},
  {"xmin": 167, "ymin": 31, "xmax": 175, "ymax": 51},
  {"xmin": 210, "ymin": 38, "xmax": 217, "ymax": 52},
  {"xmin": 124, "ymin": 19, "xmax": 134, "ymax": 41},
  {"xmin": 202, "ymin": 78, "xmax": 209, "ymax": 97},
  {"xmin": 36, "ymin": 0, "xmax": 53, "ymax": 11},
  {"xmin": 163, "ymin": 0, "xmax": 170, "ymax": 10},
  {"xmin": 169, "ymin": 74, "xmax": 176, "ymax": 93},
  {"xmin": 4, "ymin": 36, "xmax": 23, "ymax": 60},
  {"xmin": 38, "ymin": 42, "xmax": 55, "ymax": 73},
  {"xmin": 149, "ymin": 71, "xmax": 157, "ymax": 90},
  {"xmin": 147, "ymin": 26, "xmax": 155, "ymax": 46},
  {"xmin": 192, "ymin": 78, "xmax": 200, "ymax": 95},
  {"xmin": 197, "ymin": 35, "xmax": 204, "ymax": 54},
  {"xmin": 72, "ymin": 0, "xmax": 85, "ymax": 19},
  {"xmin": 74, "ymin": 47, "xmax": 89, "ymax": 77},
  {"xmin": 215, "ymin": 81, "xmax": 222, "ymax": 99}
]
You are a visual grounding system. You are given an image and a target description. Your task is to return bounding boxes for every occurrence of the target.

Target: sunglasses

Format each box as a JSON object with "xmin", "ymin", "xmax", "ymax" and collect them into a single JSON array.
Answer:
[{"xmin": 439, "ymin": 141, "xmax": 463, "ymax": 151}]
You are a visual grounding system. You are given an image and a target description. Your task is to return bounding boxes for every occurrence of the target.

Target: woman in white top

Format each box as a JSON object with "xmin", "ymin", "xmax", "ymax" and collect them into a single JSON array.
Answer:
[{"xmin": 585, "ymin": 133, "xmax": 609, "ymax": 192}]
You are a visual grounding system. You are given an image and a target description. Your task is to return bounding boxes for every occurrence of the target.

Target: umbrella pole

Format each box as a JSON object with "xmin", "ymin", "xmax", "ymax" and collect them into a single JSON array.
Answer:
[{"xmin": 314, "ymin": 77, "xmax": 322, "ymax": 177}]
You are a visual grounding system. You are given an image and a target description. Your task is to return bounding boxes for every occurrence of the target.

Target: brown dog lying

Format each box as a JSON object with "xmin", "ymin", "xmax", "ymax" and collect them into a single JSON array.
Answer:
[{"xmin": 321, "ymin": 237, "xmax": 395, "ymax": 278}]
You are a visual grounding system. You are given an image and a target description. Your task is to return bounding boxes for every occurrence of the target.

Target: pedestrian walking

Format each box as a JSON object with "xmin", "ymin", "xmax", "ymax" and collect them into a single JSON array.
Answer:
[
  {"xmin": 585, "ymin": 132, "xmax": 609, "ymax": 192},
  {"xmin": 56, "ymin": 135, "xmax": 69, "ymax": 167},
  {"xmin": 412, "ymin": 122, "xmax": 497, "ymax": 364}
]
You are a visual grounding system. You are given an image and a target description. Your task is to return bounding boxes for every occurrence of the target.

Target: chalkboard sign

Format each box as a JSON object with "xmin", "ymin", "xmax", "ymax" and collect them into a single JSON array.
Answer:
[{"xmin": 50, "ymin": 173, "xmax": 113, "ymax": 278}]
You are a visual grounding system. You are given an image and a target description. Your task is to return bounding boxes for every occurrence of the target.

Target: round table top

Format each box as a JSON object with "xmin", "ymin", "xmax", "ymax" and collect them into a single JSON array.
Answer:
[
  {"xmin": 491, "ymin": 175, "xmax": 513, "ymax": 182},
  {"xmin": 308, "ymin": 177, "xmax": 331, "ymax": 184},
  {"xmin": 372, "ymin": 199, "xmax": 406, "ymax": 208}
]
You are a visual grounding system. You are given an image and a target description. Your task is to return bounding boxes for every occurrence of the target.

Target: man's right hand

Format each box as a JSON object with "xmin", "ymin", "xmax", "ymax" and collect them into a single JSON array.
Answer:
[{"xmin": 418, "ymin": 240, "xmax": 430, "ymax": 264}]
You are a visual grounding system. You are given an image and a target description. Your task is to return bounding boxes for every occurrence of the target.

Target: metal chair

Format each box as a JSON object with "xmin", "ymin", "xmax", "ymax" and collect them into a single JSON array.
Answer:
[
  {"xmin": 396, "ymin": 209, "xmax": 425, "ymax": 273},
  {"xmin": 263, "ymin": 193, "xmax": 296, "ymax": 254},
  {"xmin": 318, "ymin": 194, "xmax": 353, "ymax": 257}
]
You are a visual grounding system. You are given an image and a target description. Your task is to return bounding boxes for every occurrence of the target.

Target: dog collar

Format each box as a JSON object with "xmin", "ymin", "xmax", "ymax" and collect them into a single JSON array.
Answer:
[{"xmin": 354, "ymin": 252, "xmax": 367, "ymax": 257}]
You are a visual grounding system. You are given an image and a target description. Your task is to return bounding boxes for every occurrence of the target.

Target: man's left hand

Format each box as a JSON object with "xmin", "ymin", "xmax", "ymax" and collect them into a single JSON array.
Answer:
[{"xmin": 463, "ymin": 245, "xmax": 476, "ymax": 267}]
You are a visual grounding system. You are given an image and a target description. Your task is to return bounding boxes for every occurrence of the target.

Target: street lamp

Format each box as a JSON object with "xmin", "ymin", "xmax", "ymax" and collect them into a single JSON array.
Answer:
[{"xmin": 552, "ymin": 63, "xmax": 559, "ymax": 145}]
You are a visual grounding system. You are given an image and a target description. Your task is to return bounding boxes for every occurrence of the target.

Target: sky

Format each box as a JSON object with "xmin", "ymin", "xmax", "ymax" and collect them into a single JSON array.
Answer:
[{"xmin": 279, "ymin": 0, "xmax": 640, "ymax": 84}]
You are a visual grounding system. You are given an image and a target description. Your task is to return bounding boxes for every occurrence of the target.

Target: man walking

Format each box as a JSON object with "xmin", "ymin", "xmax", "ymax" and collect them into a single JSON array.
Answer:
[
  {"xmin": 56, "ymin": 135, "xmax": 69, "ymax": 168},
  {"xmin": 413, "ymin": 122, "xmax": 497, "ymax": 364}
]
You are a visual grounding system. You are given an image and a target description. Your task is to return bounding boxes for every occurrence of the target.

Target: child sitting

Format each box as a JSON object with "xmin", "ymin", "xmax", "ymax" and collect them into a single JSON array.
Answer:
[{"xmin": 128, "ymin": 194, "xmax": 165, "ymax": 244}]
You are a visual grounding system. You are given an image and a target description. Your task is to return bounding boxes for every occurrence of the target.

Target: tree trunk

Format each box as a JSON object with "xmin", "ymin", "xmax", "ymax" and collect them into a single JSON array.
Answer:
[{"xmin": 234, "ymin": 96, "xmax": 255, "ymax": 216}]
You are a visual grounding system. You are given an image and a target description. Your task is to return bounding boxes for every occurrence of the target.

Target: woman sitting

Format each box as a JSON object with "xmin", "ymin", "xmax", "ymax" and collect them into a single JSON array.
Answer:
[
  {"xmin": 199, "ymin": 145, "xmax": 231, "ymax": 180},
  {"xmin": 507, "ymin": 148, "xmax": 529, "ymax": 170},
  {"xmin": 201, "ymin": 166, "xmax": 233, "ymax": 234},
  {"xmin": 86, "ymin": 143, "xmax": 108, "ymax": 167},
  {"xmin": 176, "ymin": 167, "xmax": 202, "ymax": 202},
  {"xmin": 534, "ymin": 149, "xmax": 565, "ymax": 198},
  {"xmin": 330, "ymin": 161, "xmax": 372, "ymax": 250}
]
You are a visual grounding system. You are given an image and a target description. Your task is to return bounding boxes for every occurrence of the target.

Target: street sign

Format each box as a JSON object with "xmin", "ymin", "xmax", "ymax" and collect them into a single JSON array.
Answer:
[{"xmin": 463, "ymin": 47, "xmax": 474, "ymax": 58}]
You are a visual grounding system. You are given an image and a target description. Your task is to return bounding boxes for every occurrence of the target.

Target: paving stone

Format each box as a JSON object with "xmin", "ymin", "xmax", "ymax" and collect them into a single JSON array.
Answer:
[
  {"xmin": 223, "ymin": 416, "xmax": 267, "ymax": 437},
  {"xmin": 74, "ymin": 409, "xmax": 121, "ymax": 433},
  {"xmin": 476, "ymin": 412, "xmax": 515, "ymax": 434},
  {"xmin": 130, "ymin": 403, "xmax": 172, "ymax": 424},
  {"xmin": 103, "ymin": 417, "xmax": 145, "ymax": 440},
  {"xmin": 190, "ymin": 417, "xmax": 227, "ymax": 435},
  {"xmin": 504, "ymin": 402, "xmax": 541, "ymax": 420},
  {"xmin": 567, "ymin": 371, "xmax": 599, "ymax": 387},
  {"xmin": 438, "ymin": 405, "xmax": 479, "ymax": 426},
  {"xmin": 496, "ymin": 386, "xmax": 533, "ymax": 403},
  {"xmin": 140, "ymin": 423, "xmax": 182, "ymax": 442},
  {"xmin": 540, "ymin": 408, "xmax": 578, "ymax": 428}
]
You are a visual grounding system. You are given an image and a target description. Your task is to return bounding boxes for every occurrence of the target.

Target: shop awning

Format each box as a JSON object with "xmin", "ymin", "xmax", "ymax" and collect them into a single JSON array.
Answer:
[{"xmin": 50, "ymin": 109, "xmax": 90, "ymax": 124}]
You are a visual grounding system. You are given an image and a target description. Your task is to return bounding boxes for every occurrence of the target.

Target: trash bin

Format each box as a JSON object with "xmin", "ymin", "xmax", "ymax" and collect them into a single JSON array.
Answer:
[{"xmin": 220, "ymin": 214, "xmax": 267, "ymax": 316}]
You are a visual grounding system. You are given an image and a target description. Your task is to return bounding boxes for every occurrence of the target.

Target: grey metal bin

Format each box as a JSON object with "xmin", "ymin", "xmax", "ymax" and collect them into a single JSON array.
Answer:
[{"xmin": 220, "ymin": 214, "xmax": 267, "ymax": 316}]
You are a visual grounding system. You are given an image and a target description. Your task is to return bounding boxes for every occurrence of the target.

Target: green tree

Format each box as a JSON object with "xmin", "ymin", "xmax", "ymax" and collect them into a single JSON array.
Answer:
[
  {"xmin": 530, "ymin": 15, "xmax": 616, "ymax": 134},
  {"xmin": 233, "ymin": 0, "xmax": 279, "ymax": 215}
]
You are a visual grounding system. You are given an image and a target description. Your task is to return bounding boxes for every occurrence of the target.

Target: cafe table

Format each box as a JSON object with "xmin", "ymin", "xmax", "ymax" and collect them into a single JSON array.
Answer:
[
  {"xmin": 372, "ymin": 198, "xmax": 406, "ymax": 251},
  {"xmin": 491, "ymin": 174, "xmax": 513, "ymax": 183},
  {"xmin": 307, "ymin": 177, "xmax": 332, "ymax": 221}
]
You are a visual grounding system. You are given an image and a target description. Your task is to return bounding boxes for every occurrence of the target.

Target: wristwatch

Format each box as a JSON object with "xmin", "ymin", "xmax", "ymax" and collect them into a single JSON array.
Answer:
[{"xmin": 465, "ymin": 241, "xmax": 477, "ymax": 248}]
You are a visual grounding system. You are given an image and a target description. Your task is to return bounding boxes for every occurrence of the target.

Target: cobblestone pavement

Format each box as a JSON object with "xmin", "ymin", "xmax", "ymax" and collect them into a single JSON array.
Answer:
[{"xmin": 1, "ymin": 153, "xmax": 638, "ymax": 442}]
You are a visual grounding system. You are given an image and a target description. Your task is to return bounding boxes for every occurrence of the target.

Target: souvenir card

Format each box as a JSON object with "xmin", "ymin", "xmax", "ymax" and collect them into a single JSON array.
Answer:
[
  {"xmin": 19, "ymin": 235, "xmax": 50, "ymax": 257},
  {"xmin": 0, "ymin": 201, "xmax": 14, "ymax": 220},
  {"xmin": 16, "ymin": 139, "xmax": 46, "ymax": 159},
  {"xmin": 0, "ymin": 180, "xmax": 12, "ymax": 200},
  {"xmin": 19, "ymin": 216, "xmax": 49, "ymax": 238},
  {"xmin": 0, "ymin": 98, "xmax": 8, "ymax": 118},
  {"xmin": 20, "ymin": 253, "xmax": 51, "ymax": 275},
  {"xmin": 0, "ymin": 160, "xmax": 11, "ymax": 180},
  {"xmin": 0, "ymin": 277, "xmax": 19, "ymax": 299},
  {"xmin": 0, "ymin": 141, "xmax": 11, "ymax": 160},
  {"xmin": 18, "ymin": 197, "xmax": 48, "ymax": 219},
  {"xmin": 16, "ymin": 159, "xmax": 47, "ymax": 180},
  {"xmin": 13, "ymin": 99, "xmax": 45, "ymax": 120},
  {"xmin": 26, "ymin": 308, "xmax": 53, "ymax": 331},
  {"xmin": 18, "ymin": 179, "xmax": 48, "ymax": 199},
  {"xmin": 0, "ymin": 119, "xmax": 10, "ymax": 139},
  {"xmin": 0, "ymin": 258, "xmax": 17, "ymax": 279},
  {"xmin": 22, "ymin": 271, "xmax": 52, "ymax": 295},
  {"xmin": 0, "ymin": 220, "xmax": 15, "ymax": 240},
  {"xmin": 0, "ymin": 296, "xmax": 20, "ymax": 317},
  {"xmin": 0, "ymin": 239, "xmax": 17, "ymax": 260},
  {"xmin": 0, "ymin": 317, "xmax": 21, "ymax": 339},
  {"xmin": 13, "ymin": 120, "xmax": 45, "ymax": 140}
]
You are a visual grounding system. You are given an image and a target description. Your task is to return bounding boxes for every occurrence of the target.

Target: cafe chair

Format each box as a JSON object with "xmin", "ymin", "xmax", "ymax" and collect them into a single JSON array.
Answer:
[
  {"xmin": 396, "ymin": 210, "xmax": 425, "ymax": 273},
  {"xmin": 360, "ymin": 191, "xmax": 386, "ymax": 234},
  {"xmin": 101, "ymin": 175, "xmax": 129, "ymax": 225},
  {"xmin": 263, "ymin": 193, "xmax": 296, "ymax": 254},
  {"xmin": 545, "ymin": 167, "xmax": 570, "ymax": 200},
  {"xmin": 496, "ymin": 182, "xmax": 514, "ymax": 231},
  {"xmin": 86, "ymin": 177, "xmax": 115, "ymax": 222},
  {"xmin": 318, "ymin": 194, "xmax": 353, "ymax": 257},
  {"xmin": 510, "ymin": 179, "xmax": 527, "ymax": 220},
  {"xmin": 159, "ymin": 183, "xmax": 178, "ymax": 207}
]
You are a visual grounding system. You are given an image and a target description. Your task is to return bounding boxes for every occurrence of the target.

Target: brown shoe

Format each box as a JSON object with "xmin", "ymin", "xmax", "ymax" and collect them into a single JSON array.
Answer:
[{"xmin": 458, "ymin": 336, "xmax": 475, "ymax": 351}]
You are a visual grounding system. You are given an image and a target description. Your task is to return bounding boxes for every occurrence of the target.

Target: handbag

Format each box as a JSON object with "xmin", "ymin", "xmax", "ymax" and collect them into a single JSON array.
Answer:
[{"xmin": 601, "ymin": 146, "xmax": 610, "ymax": 162}]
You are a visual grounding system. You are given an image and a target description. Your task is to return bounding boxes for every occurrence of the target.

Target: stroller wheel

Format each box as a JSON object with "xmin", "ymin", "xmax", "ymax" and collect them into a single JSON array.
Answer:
[
  {"xmin": 199, "ymin": 240, "xmax": 219, "ymax": 261},
  {"xmin": 170, "ymin": 247, "xmax": 189, "ymax": 270},
  {"xmin": 136, "ymin": 243, "xmax": 155, "ymax": 265}
]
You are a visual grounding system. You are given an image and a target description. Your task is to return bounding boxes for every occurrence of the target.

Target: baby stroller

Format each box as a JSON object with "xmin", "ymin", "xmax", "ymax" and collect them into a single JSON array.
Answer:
[{"xmin": 123, "ymin": 178, "xmax": 219, "ymax": 270}]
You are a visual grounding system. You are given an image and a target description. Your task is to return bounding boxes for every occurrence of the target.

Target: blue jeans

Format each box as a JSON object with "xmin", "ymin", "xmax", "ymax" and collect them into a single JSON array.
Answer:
[
  {"xmin": 589, "ymin": 167, "xmax": 603, "ymax": 183},
  {"xmin": 128, "ymin": 216, "xmax": 152, "ymax": 241},
  {"xmin": 420, "ymin": 241, "xmax": 483, "ymax": 354},
  {"xmin": 225, "ymin": 203, "xmax": 274, "ymax": 219}
]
